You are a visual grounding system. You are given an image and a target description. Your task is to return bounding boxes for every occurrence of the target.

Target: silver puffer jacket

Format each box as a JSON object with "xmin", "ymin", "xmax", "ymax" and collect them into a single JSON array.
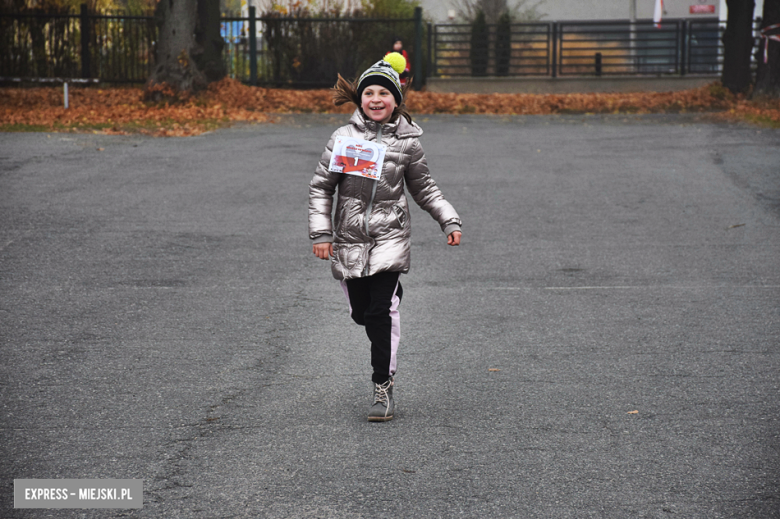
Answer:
[{"xmin": 309, "ymin": 109, "xmax": 462, "ymax": 281}]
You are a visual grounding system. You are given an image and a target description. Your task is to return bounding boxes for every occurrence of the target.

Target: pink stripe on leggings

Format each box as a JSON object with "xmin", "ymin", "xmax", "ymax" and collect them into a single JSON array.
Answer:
[{"xmin": 388, "ymin": 280, "xmax": 401, "ymax": 376}]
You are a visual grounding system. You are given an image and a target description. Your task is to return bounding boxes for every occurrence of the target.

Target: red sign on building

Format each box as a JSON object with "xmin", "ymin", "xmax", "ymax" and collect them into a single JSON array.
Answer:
[{"xmin": 690, "ymin": 5, "xmax": 716, "ymax": 14}]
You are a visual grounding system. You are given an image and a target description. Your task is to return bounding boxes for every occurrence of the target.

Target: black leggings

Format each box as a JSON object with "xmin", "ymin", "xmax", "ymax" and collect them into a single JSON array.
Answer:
[{"xmin": 341, "ymin": 271, "xmax": 403, "ymax": 384}]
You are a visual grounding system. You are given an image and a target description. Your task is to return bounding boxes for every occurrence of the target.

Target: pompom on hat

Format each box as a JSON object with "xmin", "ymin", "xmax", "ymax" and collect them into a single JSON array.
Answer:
[
  {"xmin": 383, "ymin": 52, "xmax": 407, "ymax": 75},
  {"xmin": 357, "ymin": 53, "xmax": 407, "ymax": 106}
]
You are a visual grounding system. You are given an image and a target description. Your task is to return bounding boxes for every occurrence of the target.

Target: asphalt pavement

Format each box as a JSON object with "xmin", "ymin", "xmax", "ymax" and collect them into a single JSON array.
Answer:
[{"xmin": 1, "ymin": 113, "xmax": 779, "ymax": 518}]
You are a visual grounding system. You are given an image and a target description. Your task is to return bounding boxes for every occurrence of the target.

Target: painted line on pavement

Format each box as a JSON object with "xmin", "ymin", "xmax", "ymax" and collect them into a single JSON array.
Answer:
[{"xmin": 490, "ymin": 285, "xmax": 780, "ymax": 291}]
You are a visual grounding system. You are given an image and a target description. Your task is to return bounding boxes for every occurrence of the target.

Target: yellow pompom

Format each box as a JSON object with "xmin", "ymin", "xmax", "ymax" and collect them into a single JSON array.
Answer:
[{"xmin": 384, "ymin": 52, "xmax": 407, "ymax": 75}]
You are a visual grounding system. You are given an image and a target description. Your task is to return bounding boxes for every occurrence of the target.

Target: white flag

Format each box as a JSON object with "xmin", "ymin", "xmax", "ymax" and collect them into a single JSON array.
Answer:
[{"xmin": 654, "ymin": 0, "xmax": 664, "ymax": 28}]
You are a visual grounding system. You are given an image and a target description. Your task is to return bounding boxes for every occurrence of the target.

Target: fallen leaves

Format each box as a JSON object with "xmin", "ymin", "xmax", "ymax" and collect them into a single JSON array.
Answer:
[
  {"xmin": 0, "ymin": 80, "xmax": 272, "ymax": 137},
  {"xmin": 717, "ymin": 95, "xmax": 780, "ymax": 127},
  {"xmin": 2, "ymin": 78, "xmax": 778, "ymax": 137}
]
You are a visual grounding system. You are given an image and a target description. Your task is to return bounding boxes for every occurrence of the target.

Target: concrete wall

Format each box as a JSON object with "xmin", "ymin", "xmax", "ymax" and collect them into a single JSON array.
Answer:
[
  {"xmin": 425, "ymin": 76, "xmax": 717, "ymax": 94},
  {"xmin": 417, "ymin": 0, "xmax": 769, "ymax": 23},
  {"xmin": 538, "ymin": 0, "xmax": 720, "ymax": 22}
]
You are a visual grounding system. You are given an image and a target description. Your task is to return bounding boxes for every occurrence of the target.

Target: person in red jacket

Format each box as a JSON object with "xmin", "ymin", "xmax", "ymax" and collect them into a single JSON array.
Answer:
[{"xmin": 386, "ymin": 37, "xmax": 410, "ymax": 86}]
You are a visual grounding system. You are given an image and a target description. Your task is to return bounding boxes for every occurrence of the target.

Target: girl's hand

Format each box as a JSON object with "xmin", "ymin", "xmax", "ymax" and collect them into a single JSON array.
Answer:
[
  {"xmin": 447, "ymin": 231, "xmax": 461, "ymax": 246},
  {"xmin": 313, "ymin": 243, "xmax": 333, "ymax": 260}
]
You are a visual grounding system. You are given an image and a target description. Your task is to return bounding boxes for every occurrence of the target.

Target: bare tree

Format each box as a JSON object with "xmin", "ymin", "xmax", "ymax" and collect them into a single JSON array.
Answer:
[
  {"xmin": 146, "ymin": 0, "xmax": 225, "ymax": 98},
  {"xmin": 450, "ymin": 0, "xmax": 545, "ymax": 24},
  {"xmin": 754, "ymin": 0, "xmax": 780, "ymax": 97},
  {"xmin": 721, "ymin": 0, "xmax": 755, "ymax": 94}
]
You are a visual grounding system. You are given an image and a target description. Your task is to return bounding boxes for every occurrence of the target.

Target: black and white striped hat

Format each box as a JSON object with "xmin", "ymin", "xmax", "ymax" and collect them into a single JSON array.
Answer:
[{"xmin": 356, "ymin": 54, "xmax": 406, "ymax": 105}]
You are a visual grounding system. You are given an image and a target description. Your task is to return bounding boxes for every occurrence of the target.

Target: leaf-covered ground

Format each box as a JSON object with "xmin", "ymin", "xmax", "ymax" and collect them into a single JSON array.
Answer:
[{"xmin": 2, "ymin": 78, "xmax": 779, "ymax": 137}]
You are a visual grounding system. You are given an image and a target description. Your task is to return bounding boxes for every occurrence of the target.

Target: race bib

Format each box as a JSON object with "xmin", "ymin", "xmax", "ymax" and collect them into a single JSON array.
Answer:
[{"xmin": 328, "ymin": 136, "xmax": 387, "ymax": 180}]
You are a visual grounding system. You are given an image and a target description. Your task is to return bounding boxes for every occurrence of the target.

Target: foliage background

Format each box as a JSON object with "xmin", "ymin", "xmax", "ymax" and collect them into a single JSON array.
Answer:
[
  {"xmin": 257, "ymin": 0, "xmax": 424, "ymax": 87},
  {"xmin": 2, "ymin": 0, "xmax": 155, "ymax": 13},
  {"xmin": 452, "ymin": 0, "xmax": 545, "ymax": 23}
]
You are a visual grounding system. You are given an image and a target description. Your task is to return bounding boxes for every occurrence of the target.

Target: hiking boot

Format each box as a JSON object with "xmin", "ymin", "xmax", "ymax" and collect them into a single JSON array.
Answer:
[{"xmin": 368, "ymin": 378, "xmax": 394, "ymax": 422}]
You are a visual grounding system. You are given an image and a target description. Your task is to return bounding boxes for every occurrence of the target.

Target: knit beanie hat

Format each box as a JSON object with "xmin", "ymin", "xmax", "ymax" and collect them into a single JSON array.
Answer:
[{"xmin": 357, "ymin": 53, "xmax": 407, "ymax": 106}]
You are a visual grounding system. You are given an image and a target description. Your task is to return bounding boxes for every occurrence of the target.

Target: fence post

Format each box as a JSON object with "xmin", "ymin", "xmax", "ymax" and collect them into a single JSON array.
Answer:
[
  {"xmin": 595, "ymin": 52, "xmax": 602, "ymax": 76},
  {"xmin": 80, "ymin": 3, "xmax": 91, "ymax": 79},
  {"xmin": 249, "ymin": 6, "xmax": 257, "ymax": 86},
  {"xmin": 551, "ymin": 22, "xmax": 557, "ymax": 78},
  {"xmin": 414, "ymin": 6, "xmax": 423, "ymax": 90},
  {"xmin": 432, "ymin": 23, "xmax": 438, "ymax": 78},
  {"xmin": 680, "ymin": 20, "xmax": 687, "ymax": 76},
  {"xmin": 426, "ymin": 22, "xmax": 432, "ymax": 86}
]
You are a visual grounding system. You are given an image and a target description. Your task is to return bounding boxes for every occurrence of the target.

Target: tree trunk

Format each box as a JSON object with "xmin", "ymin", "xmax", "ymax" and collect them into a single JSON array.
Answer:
[
  {"xmin": 721, "ymin": 0, "xmax": 755, "ymax": 94},
  {"xmin": 495, "ymin": 12, "xmax": 511, "ymax": 76},
  {"xmin": 471, "ymin": 10, "xmax": 489, "ymax": 77},
  {"xmin": 146, "ymin": 0, "xmax": 224, "ymax": 98},
  {"xmin": 30, "ymin": 13, "xmax": 49, "ymax": 77},
  {"xmin": 195, "ymin": 0, "xmax": 226, "ymax": 82},
  {"xmin": 754, "ymin": 0, "xmax": 780, "ymax": 97}
]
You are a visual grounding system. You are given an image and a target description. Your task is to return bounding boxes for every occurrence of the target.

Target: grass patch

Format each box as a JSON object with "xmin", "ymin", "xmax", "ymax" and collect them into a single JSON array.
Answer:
[
  {"xmin": 738, "ymin": 113, "xmax": 780, "ymax": 129},
  {"xmin": 0, "ymin": 123, "xmax": 54, "ymax": 133}
]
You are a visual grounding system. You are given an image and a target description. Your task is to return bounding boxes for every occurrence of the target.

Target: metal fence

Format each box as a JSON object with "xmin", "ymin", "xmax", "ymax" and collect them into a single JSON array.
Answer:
[
  {"xmin": 0, "ymin": 6, "xmax": 155, "ymax": 82},
  {"xmin": 241, "ymin": 13, "xmax": 424, "ymax": 87},
  {"xmin": 0, "ymin": 9, "xmax": 761, "ymax": 85},
  {"xmin": 433, "ymin": 22, "xmax": 551, "ymax": 76},
  {"xmin": 0, "ymin": 7, "xmax": 426, "ymax": 87},
  {"xmin": 432, "ymin": 18, "xmax": 745, "ymax": 78}
]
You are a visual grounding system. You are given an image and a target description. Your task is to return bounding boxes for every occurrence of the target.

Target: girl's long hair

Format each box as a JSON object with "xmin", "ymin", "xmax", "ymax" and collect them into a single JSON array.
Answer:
[{"xmin": 332, "ymin": 74, "xmax": 413, "ymax": 124}]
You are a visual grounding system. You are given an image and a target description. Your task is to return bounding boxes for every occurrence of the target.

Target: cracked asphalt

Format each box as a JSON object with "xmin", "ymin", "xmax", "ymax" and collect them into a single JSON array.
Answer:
[{"xmin": 1, "ymin": 114, "xmax": 779, "ymax": 518}]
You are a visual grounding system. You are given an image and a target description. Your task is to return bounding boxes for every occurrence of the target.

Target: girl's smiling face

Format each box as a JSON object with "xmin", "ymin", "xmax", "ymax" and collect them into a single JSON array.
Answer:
[{"xmin": 361, "ymin": 85, "xmax": 397, "ymax": 124}]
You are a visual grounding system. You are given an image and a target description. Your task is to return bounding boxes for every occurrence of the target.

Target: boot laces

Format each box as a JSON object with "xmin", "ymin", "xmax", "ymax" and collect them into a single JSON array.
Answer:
[{"xmin": 373, "ymin": 380, "xmax": 392, "ymax": 406}]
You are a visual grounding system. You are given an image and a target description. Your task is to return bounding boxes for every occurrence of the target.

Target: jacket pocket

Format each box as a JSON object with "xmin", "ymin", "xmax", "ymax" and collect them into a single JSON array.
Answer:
[
  {"xmin": 332, "ymin": 242, "xmax": 369, "ymax": 278},
  {"xmin": 392, "ymin": 204, "xmax": 407, "ymax": 229}
]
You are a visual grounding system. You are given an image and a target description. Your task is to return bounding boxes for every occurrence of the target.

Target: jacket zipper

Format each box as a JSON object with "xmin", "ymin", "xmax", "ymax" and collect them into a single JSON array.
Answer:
[{"xmin": 362, "ymin": 124, "xmax": 381, "ymax": 276}]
